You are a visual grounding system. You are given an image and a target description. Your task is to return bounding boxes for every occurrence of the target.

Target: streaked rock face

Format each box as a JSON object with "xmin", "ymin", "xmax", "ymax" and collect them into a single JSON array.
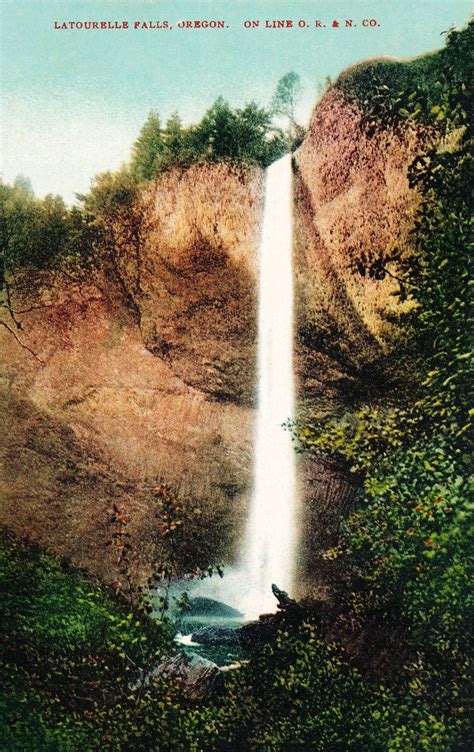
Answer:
[
  {"xmin": 293, "ymin": 84, "xmax": 425, "ymax": 596},
  {"xmin": 0, "ymin": 83, "xmax": 426, "ymax": 593},
  {"xmin": 0, "ymin": 163, "xmax": 263, "ymax": 583},
  {"xmin": 294, "ymin": 87, "xmax": 423, "ymax": 416},
  {"xmin": 114, "ymin": 162, "xmax": 263, "ymax": 406}
]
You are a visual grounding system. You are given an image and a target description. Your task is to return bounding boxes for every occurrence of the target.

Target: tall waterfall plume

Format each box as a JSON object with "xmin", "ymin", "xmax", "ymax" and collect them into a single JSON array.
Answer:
[
  {"xmin": 172, "ymin": 154, "xmax": 297, "ymax": 621},
  {"xmin": 240, "ymin": 153, "xmax": 297, "ymax": 618}
]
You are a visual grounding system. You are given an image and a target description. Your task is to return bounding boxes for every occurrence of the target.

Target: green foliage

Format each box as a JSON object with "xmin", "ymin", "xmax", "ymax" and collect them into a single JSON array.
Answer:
[
  {"xmin": 0, "ymin": 527, "xmax": 193, "ymax": 751},
  {"xmin": 1, "ymin": 182, "xmax": 66, "ymax": 273},
  {"xmin": 0, "ymin": 180, "xmax": 101, "ymax": 279},
  {"xmin": 79, "ymin": 168, "xmax": 138, "ymax": 220},
  {"xmin": 293, "ymin": 23, "xmax": 473, "ymax": 749},
  {"xmin": 1, "ymin": 522, "xmax": 469, "ymax": 750},
  {"xmin": 345, "ymin": 442, "xmax": 472, "ymax": 672},
  {"xmin": 130, "ymin": 111, "xmax": 164, "ymax": 181},
  {"xmin": 0, "ymin": 527, "xmax": 172, "ymax": 668},
  {"xmin": 189, "ymin": 622, "xmax": 461, "ymax": 751},
  {"xmin": 129, "ymin": 72, "xmax": 308, "ymax": 183},
  {"xmin": 336, "ymin": 21, "xmax": 473, "ymax": 128},
  {"xmin": 1, "ymin": 667, "xmax": 99, "ymax": 752},
  {"xmin": 188, "ymin": 98, "xmax": 287, "ymax": 167},
  {"xmin": 271, "ymin": 71, "xmax": 301, "ymax": 121},
  {"xmin": 294, "ymin": 406, "xmax": 420, "ymax": 474},
  {"xmin": 130, "ymin": 97, "xmax": 290, "ymax": 182}
]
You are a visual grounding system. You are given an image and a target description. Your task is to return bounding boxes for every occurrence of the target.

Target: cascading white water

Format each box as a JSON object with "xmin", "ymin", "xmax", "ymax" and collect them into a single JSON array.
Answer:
[
  {"xmin": 240, "ymin": 153, "xmax": 297, "ymax": 618},
  {"xmin": 171, "ymin": 154, "xmax": 297, "ymax": 622}
]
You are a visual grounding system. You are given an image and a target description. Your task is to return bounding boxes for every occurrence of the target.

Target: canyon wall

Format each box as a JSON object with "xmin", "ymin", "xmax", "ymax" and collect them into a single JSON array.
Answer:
[
  {"xmin": 294, "ymin": 77, "xmax": 426, "ymax": 595},
  {"xmin": 1, "ymin": 70, "xmax": 427, "ymax": 592},
  {"xmin": 294, "ymin": 84, "xmax": 423, "ymax": 415},
  {"xmin": 0, "ymin": 164, "xmax": 263, "ymax": 582}
]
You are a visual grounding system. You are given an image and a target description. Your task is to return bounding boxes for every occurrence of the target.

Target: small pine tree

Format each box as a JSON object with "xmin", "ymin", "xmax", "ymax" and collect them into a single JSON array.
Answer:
[{"xmin": 130, "ymin": 111, "xmax": 164, "ymax": 181}]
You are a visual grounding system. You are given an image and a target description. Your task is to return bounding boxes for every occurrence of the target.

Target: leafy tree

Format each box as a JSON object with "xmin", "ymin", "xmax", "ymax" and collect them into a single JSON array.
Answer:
[
  {"xmin": 79, "ymin": 168, "xmax": 138, "ymax": 220},
  {"xmin": 271, "ymin": 71, "xmax": 305, "ymax": 147},
  {"xmin": 127, "ymin": 86, "xmax": 301, "ymax": 183},
  {"xmin": 1, "ymin": 183, "xmax": 69, "ymax": 273}
]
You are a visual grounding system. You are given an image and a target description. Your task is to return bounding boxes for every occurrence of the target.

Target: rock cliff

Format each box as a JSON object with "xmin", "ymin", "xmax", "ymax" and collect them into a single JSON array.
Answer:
[
  {"xmin": 294, "ymin": 84, "xmax": 424, "ymax": 415},
  {"xmin": 0, "ymin": 164, "xmax": 263, "ymax": 582},
  {"xmin": 1, "ymin": 72, "xmax": 428, "ymax": 591},
  {"xmin": 294, "ymin": 74, "xmax": 428, "ymax": 595}
]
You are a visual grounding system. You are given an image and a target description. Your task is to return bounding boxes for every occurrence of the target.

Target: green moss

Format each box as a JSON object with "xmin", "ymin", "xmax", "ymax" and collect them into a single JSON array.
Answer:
[
  {"xmin": 0, "ymin": 529, "xmax": 168, "ymax": 656},
  {"xmin": 0, "ymin": 528, "xmax": 176, "ymax": 750}
]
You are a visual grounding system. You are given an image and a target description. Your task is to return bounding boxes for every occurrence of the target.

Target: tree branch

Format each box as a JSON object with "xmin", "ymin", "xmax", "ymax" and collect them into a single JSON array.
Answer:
[{"xmin": 0, "ymin": 321, "xmax": 43, "ymax": 363}]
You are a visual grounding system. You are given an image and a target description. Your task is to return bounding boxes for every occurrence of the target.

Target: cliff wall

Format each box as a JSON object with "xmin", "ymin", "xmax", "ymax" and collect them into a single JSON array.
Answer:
[
  {"xmin": 294, "ymin": 80, "xmax": 427, "ymax": 595},
  {"xmin": 1, "ymin": 78, "xmax": 427, "ymax": 590},
  {"xmin": 0, "ymin": 164, "xmax": 263, "ymax": 582}
]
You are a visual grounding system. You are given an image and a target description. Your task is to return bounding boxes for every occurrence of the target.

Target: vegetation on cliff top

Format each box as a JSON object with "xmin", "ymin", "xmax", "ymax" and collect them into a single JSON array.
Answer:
[{"xmin": 0, "ymin": 72, "xmax": 303, "ymax": 288}]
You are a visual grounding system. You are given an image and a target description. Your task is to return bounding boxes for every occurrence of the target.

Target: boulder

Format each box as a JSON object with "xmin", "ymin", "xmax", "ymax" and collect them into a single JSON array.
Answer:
[
  {"xmin": 187, "ymin": 596, "xmax": 243, "ymax": 619},
  {"xmin": 191, "ymin": 625, "xmax": 240, "ymax": 647},
  {"xmin": 151, "ymin": 652, "xmax": 223, "ymax": 700}
]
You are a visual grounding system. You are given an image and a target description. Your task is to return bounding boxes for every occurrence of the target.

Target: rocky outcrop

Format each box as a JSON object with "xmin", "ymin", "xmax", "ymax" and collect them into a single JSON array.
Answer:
[
  {"xmin": 294, "ymin": 86, "xmax": 424, "ymax": 415},
  {"xmin": 114, "ymin": 162, "xmax": 263, "ymax": 406},
  {"xmin": 191, "ymin": 625, "xmax": 240, "ymax": 647},
  {"xmin": 0, "ymin": 163, "xmax": 263, "ymax": 583},
  {"xmin": 293, "ymin": 81, "xmax": 428, "ymax": 596},
  {"xmin": 141, "ymin": 652, "xmax": 223, "ymax": 699}
]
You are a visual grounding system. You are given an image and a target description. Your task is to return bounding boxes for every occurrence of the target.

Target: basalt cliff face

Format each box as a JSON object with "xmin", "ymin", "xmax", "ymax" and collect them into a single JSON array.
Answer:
[
  {"xmin": 1, "ymin": 83, "xmax": 425, "ymax": 589},
  {"xmin": 115, "ymin": 163, "xmax": 261, "ymax": 406},
  {"xmin": 294, "ymin": 82, "xmax": 426, "ymax": 595},
  {"xmin": 294, "ymin": 85, "xmax": 423, "ymax": 415},
  {"xmin": 0, "ymin": 164, "xmax": 263, "ymax": 582}
]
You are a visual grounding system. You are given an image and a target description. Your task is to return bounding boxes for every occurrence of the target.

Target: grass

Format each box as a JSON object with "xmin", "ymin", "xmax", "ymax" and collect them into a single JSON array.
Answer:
[{"xmin": 0, "ymin": 527, "xmax": 174, "ymax": 751}]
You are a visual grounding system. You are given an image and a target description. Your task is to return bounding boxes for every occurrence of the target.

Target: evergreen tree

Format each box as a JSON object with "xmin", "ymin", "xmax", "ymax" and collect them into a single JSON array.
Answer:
[{"xmin": 130, "ymin": 111, "xmax": 164, "ymax": 181}]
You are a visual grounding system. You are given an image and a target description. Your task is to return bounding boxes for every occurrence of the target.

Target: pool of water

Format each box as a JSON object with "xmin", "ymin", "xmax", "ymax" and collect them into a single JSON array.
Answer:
[{"xmin": 174, "ymin": 615, "xmax": 245, "ymax": 666}]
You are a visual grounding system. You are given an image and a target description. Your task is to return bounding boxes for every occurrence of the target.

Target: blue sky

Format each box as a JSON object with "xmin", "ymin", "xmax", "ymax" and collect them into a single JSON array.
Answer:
[{"xmin": 2, "ymin": 0, "xmax": 472, "ymax": 202}]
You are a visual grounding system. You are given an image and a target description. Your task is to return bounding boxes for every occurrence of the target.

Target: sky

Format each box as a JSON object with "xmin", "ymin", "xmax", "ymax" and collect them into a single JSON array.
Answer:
[{"xmin": 1, "ymin": 0, "xmax": 472, "ymax": 203}]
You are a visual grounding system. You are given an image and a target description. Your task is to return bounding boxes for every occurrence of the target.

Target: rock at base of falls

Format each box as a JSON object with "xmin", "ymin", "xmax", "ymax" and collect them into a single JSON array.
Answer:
[
  {"xmin": 239, "ymin": 614, "xmax": 281, "ymax": 647},
  {"xmin": 148, "ymin": 652, "xmax": 223, "ymax": 700},
  {"xmin": 191, "ymin": 625, "xmax": 240, "ymax": 647},
  {"xmin": 186, "ymin": 597, "xmax": 243, "ymax": 618},
  {"xmin": 239, "ymin": 603, "xmax": 307, "ymax": 648}
]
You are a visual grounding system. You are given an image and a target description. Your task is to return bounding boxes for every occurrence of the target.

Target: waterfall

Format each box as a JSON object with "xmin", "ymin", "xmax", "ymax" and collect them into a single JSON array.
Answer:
[
  {"xmin": 171, "ymin": 154, "xmax": 297, "ymax": 622},
  {"xmin": 240, "ymin": 153, "xmax": 297, "ymax": 618}
]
